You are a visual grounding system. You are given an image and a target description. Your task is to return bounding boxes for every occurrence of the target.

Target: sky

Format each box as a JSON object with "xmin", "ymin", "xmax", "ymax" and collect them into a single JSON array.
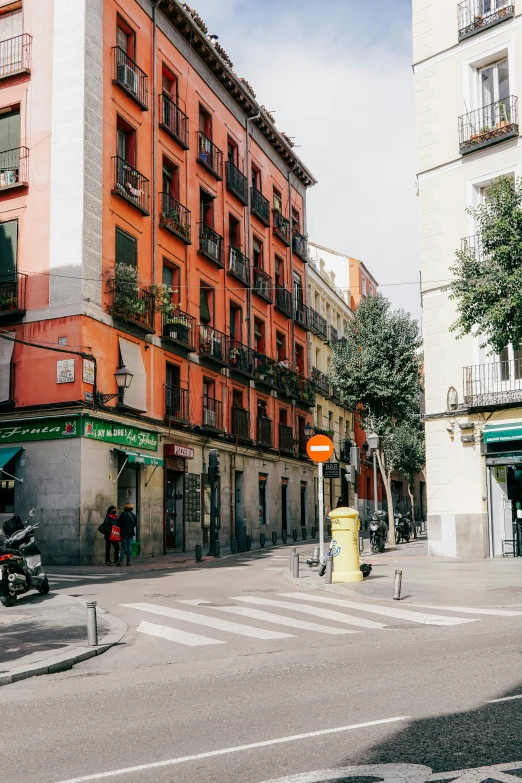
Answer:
[{"xmin": 190, "ymin": 0, "xmax": 420, "ymax": 321}]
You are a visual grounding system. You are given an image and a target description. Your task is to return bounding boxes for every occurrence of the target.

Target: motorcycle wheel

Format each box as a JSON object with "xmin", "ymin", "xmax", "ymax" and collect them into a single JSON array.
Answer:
[
  {"xmin": 0, "ymin": 592, "xmax": 16, "ymax": 607},
  {"xmin": 395, "ymin": 531, "xmax": 402, "ymax": 545},
  {"xmin": 370, "ymin": 542, "xmax": 380, "ymax": 554},
  {"xmin": 37, "ymin": 577, "xmax": 50, "ymax": 595},
  {"xmin": 379, "ymin": 540, "xmax": 386, "ymax": 553},
  {"xmin": 319, "ymin": 564, "xmax": 326, "ymax": 577},
  {"xmin": 404, "ymin": 534, "xmax": 410, "ymax": 543}
]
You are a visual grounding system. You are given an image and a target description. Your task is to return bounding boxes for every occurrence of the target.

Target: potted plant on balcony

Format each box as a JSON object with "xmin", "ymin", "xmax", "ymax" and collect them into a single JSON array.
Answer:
[
  {"xmin": 106, "ymin": 263, "xmax": 147, "ymax": 323},
  {"xmin": 230, "ymin": 346, "xmax": 240, "ymax": 367}
]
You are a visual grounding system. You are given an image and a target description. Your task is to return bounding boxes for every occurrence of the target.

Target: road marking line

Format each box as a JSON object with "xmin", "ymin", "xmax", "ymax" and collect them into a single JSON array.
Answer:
[
  {"xmin": 121, "ymin": 603, "xmax": 295, "ymax": 640},
  {"xmin": 136, "ymin": 621, "xmax": 225, "ymax": 647},
  {"xmin": 279, "ymin": 593, "xmax": 478, "ymax": 626},
  {"xmin": 49, "ymin": 717, "xmax": 409, "ymax": 783},
  {"xmin": 412, "ymin": 604, "xmax": 522, "ymax": 617},
  {"xmin": 46, "ymin": 574, "xmax": 106, "ymax": 580},
  {"xmin": 486, "ymin": 694, "xmax": 522, "ymax": 703},
  {"xmin": 211, "ymin": 567, "xmax": 247, "ymax": 571},
  {"xmin": 180, "ymin": 600, "xmax": 356, "ymax": 635},
  {"xmin": 231, "ymin": 596, "xmax": 383, "ymax": 629}
]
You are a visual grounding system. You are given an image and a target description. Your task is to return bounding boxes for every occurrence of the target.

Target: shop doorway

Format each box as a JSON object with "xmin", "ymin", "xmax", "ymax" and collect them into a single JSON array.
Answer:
[
  {"xmin": 234, "ymin": 471, "xmax": 246, "ymax": 551},
  {"xmin": 300, "ymin": 481, "xmax": 307, "ymax": 527},
  {"xmin": 489, "ymin": 461, "xmax": 522, "ymax": 556},
  {"xmin": 165, "ymin": 468, "xmax": 184, "ymax": 551},
  {"xmin": 117, "ymin": 453, "xmax": 139, "ymax": 539},
  {"xmin": 281, "ymin": 478, "xmax": 288, "ymax": 535}
]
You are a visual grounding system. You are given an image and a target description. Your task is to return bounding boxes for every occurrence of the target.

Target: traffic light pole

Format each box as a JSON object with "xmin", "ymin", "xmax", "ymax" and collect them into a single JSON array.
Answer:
[{"xmin": 318, "ymin": 461, "xmax": 325, "ymax": 563}]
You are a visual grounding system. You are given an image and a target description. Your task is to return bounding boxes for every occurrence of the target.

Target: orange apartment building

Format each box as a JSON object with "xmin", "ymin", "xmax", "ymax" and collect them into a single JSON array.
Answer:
[{"xmin": 0, "ymin": 0, "xmax": 318, "ymax": 564}]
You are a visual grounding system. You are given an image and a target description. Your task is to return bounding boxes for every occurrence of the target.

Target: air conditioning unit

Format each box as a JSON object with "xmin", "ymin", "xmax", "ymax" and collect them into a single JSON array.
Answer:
[
  {"xmin": 203, "ymin": 408, "xmax": 216, "ymax": 427},
  {"xmin": 124, "ymin": 64, "xmax": 138, "ymax": 95}
]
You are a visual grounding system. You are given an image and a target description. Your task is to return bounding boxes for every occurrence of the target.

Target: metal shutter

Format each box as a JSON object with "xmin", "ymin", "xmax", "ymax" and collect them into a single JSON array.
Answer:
[
  {"xmin": 0, "ymin": 335, "xmax": 14, "ymax": 402},
  {"xmin": 0, "ymin": 220, "xmax": 17, "ymax": 278},
  {"xmin": 0, "ymin": 109, "xmax": 20, "ymax": 154},
  {"xmin": 115, "ymin": 228, "xmax": 137, "ymax": 266}
]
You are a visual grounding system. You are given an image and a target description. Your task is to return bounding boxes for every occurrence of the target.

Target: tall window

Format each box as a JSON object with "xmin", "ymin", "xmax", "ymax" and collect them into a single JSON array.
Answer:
[
  {"xmin": 200, "ymin": 189, "xmax": 214, "ymax": 228},
  {"xmin": 162, "ymin": 261, "xmax": 180, "ymax": 307},
  {"xmin": 229, "ymin": 214, "xmax": 240, "ymax": 248},
  {"xmin": 254, "ymin": 318, "xmax": 265, "ymax": 353},
  {"xmin": 276, "ymin": 331, "xmax": 286, "ymax": 362},
  {"xmin": 116, "ymin": 16, "xmax": 135, "ymax": 58},
  {"xmin": 273, "ymin": 188, "xmax": 282, "ymax": 213},
  {"xmin": 293, "ymin": 272, "xmax": 303, "ymax": 306},
  {"xmin": 229, "ymin": 303, "xmax": 241, "ymax": 341},
  {"xmin": 291, "ymin": 207, "xmax": 301, "ymax": 233},
  {"xmin": 115, "ymin": 227, "xmax": 137, "ymax": 267},
  {"xmin": 253, "ymin": 237, "xmax": 263, "ymax": 268},
  {"xmin": 199, "ymin": 105, "xmax": 211, "ymax": 138},
  {"xmin": 275, "ymin": 256, "xmax": 284, "ymax": 287},
  {"xmin": 0, "ymin": 220, "xmax": 18, "ymax": 280},
  {"xmin": 162, "ymin": 67, "xmax": 177, "ymax": 103},
  {"xmin": 295, "ymin": 344, "xmax": 304, "ymax": 374},
  {"xmin": 116, "ymin": 116, "xmax": 136, "ymax": 166},
  {"xmin": 227, "ymin": 138, "xmax": 238, "ymax": 165},
  {"xmin": 479, "ymin": 58, "xmax": 509, "ymax": 111},
  {"xmin": 0, "ymin": 107, "xmax": 20, "ymax": 163},
  {"xmin": 251, "ymin": 165, "xmax": 260, "ymax": 190},
  {"xmin": 258, "ymin": 473, "xmax": 267, "ymax": 525},
  {"xmin": 200, "ymin": 283, "xmax": 213, "ymax": 324}
]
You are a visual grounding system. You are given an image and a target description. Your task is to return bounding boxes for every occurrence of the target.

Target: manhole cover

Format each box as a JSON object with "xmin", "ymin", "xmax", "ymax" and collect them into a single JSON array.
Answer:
[
  {"xmin": 200, "ymin": 602, "xmax": 236, "ymax": 607},
  {"xmin": 145, "ymin": 594, "xmax": 183, "ymax": 598},
  {"xmin": 242, "ymin": 589, "xmax": 279, "ymax": 593}
]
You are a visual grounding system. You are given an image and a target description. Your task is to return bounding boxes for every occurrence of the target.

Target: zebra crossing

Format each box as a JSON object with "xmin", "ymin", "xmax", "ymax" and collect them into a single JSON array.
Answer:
[{"xmin": 120, "ymin": 593, "xmax": 521, "ymax": 649}]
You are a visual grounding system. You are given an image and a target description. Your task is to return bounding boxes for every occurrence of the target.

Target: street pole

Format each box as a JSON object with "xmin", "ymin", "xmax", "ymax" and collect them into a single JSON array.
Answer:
[
  {"xmin": 372, "ymin": 450, "xmax": 378, "ymax": 513},
  {"xmin": 318, "ymin": 461, "xmax": 325, "ymax": 563}
]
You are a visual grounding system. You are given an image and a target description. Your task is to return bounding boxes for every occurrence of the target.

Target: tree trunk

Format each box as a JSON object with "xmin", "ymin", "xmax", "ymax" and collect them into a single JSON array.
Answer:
[
  {"xmin": 408, "ymin": 482, "xmax": 417, "ymax": 538},
  {"xmin": 376, "ymin": 448, "xmax": 395, "ymax": 546}
]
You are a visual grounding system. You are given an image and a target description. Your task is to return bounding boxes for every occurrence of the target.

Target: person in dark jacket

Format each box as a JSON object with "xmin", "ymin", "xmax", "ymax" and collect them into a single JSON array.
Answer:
[
  {"xmin": 102, "ymin": 505, "xmax": 119, "ymax": 566},
  {"xmin": 116, "ymin": 502, "xmax": 137, "ymax": 566}
]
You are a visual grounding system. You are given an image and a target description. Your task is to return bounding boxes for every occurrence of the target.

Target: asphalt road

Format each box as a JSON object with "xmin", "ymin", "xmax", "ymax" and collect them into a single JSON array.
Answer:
[{"xmin": 3, "ymin": 548, "xmax": 522, "ymax": 783}]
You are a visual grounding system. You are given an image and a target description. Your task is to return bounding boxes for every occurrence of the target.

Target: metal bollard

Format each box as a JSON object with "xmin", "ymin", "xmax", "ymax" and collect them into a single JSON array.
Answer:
[
  {"xmin": 260, "ymin": 533, "xmax": 265, "ymax": 548},
  {"xmin": 230, "ymin": 537, "xmax": 237, "ymax": 554},
  {"xmin": 313, "ymin": 545, "xmax": 320, "ymax": 562},
  {"xmin": 246, "ymin": 535, "xmax": 251, "ymax": 551},
  {"xmin": 393, "ymin": 569, "xmax": 402, "ymax": 601},
  {"xmin": 272, "ymin": 531, "xmax": 277, "ymax": 546},
  {"xmin": 289, "ymin": 546, "xmax": 296, "ymax": 572},
  {"xmin": 292, "ymin": 529, "xmax": 298, "ymax": 542},
  {"xmin": 292, "ymin": 552, "xmax": 299, "ymax": 578},
  {"xmin": 302, "ymin": 527, "xmax": 307, "ymax": 540},
  {"xmin": 195, "ymin": 544, "xmax": 202, "ymax": 562},
  {"xmin": 325, "ymin": 555, "xmax": 333, "ymax": 584},
  {"xmin": 282, "ymin": 530, "xmax": 288, "ymax": 544},
  {"xmin": 87, "ymin": 600, "xmax": 98, "ymax": 646},
  {"xmin": 311, "ymin": 526, "xmax": 316, "ymax": 538},
  {"xmin": 215, "ymin": 540, "xmax": 221, "ymax": 558}
]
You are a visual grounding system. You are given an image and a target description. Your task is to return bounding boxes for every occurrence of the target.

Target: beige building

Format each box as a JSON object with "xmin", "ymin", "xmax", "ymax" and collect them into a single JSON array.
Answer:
[{"xmin": 413, "ymin": 0, "xmax": 522, "ymax": 557}]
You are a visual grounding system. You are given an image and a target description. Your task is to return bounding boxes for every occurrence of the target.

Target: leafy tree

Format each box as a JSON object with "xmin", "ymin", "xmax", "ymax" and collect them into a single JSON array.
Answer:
[
  {"xmin": 448, "ymin": 175, "xmax": 522, "ymax": 355},
  {"xmin": 383, "ymin": 403, "xmax": 425, "ymax": 537},
  {"xmin": 329, "ymin": 293, "xmax": 422, "ymax": 544}
]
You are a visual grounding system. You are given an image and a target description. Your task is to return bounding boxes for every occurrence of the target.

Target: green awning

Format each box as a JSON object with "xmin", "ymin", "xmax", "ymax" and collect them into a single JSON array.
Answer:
[
  {"xmin": 483, "ymin": 423, "xmax": 522, "ymax": 443},
  {"xmin": 0, "ymin": 446, "xmax": 22, "ymax": 469},
  {"xmin": 116, "ymin": 449, "xmax": 163, "ymax": 467}
]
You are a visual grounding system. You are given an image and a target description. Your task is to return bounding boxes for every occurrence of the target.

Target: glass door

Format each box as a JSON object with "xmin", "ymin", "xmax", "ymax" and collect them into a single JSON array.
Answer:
[{"xmin": 479, "ymin": 59, "xmax": 510, "ymax": 127}]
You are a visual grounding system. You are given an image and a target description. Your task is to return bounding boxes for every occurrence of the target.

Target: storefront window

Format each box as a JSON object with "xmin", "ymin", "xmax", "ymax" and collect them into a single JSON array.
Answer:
[{"xmin": 0, "ymin": 456, "xmax": 15, "ymax": 513}]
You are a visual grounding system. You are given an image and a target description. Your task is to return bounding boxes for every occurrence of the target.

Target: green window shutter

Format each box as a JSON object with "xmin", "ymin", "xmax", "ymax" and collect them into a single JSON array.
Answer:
[
  {"xmin": 115, "ymin": 228, "xmax": 137, "ymax": 266},
  {"xmin": 200, "ymin": 287, "xmax": 211, "ymax": 323},
  {"xmin": 0, "ymin": 110, "xmax": 20, "ymax": 155},
  {"xmin": 0, "ymin": 221, "xmax": 18, "ymax": 279}
]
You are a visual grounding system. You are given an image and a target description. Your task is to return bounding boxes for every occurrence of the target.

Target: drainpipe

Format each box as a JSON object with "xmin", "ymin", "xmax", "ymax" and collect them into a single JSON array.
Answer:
[
  {"xmin": 245, "ymin": 110, "xmax": 261, "ymax": 352},
  {"xmin": 287, "ymin": 163, "xmax": 299, "ymax": 367},
  {"xmin": 152, "ymin": 0, "xmax": 160, "ymax": 286}
]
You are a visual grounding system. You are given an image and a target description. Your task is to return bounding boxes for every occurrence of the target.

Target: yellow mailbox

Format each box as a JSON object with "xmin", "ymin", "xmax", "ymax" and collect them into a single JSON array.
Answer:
[{"xmin": 329, "ymin": 507, "xmax": 362, "ymax": 583}]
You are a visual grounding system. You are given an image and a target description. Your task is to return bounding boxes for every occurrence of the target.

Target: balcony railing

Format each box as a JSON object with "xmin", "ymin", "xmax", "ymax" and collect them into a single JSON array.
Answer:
[
  {"xmin": 199, "ymin": 324, "xmax": 228, "ymax": 365},
  {"xmin": 458, "ymin": 0, "xmax": 514, "ymax": 40},
  {"xmin": 298, "ymin": 432, "xmax": 308, "ymax": 458},
  {"xmin": 279, "ymin": 423, "xmax": 295, "ymax": 455},
  {"xmin": 111, "ymin": 285, "xmax": 155, "ymax": 333},
  {"xmin": 293, "ymin": 300, "xmax": 309, "ymax": 330},
  {"xmin": 275, "ymin": 285, "xmax": 293, "ymax": 318},
  {"xmin": 340, "ymin": 439, "xmax": 352, "ymax": 463},
  {"xmin": 275, "ymin": 367, "xmax": 316, "ymax": 405},
  {"xmin": 159, "ymin": 193, "xmax": 191, "ymax": 244},
  {"xmin": 459, "ymin": 96, "xmax": 519, "ymax": 154},
  {"xmin": 163, "ymin": 307, "xmax": 196, "ymax": 351},
  {"xmin": 197, "ymin": 132, "xmax": 223, "ymax": 180},
  {"xmin": 463, "ymin": 361, "xmax": 522, "ymax": 407},
  {"xmin": 461, "ymin": 234, "xmax": 484, "ymax": 259},
  {"xmin": 202, "ymin": 396, "xmax": 223, "ymax": 431},
  {"xmin": 309, "ymin": 308, "xmax": 328, "ymax": 341},
  {"xmin": 0, "ymin": 273, "xmax": 27, "ymax": 319},
  {"xmin": 0, "ymin": 34, "xmax": 31, "ymax": 79},
  {"xmin": 198, "ymin": 223, "xmax": 224, "ymax": 267},
  {"xmin": 0, "ymin": 147, "xmax": 29, "ymax": 190},
  {"xmin": 112, "ymin": 46, "xmax": 148, "ymax": 110},
  {"xmin": 226, "ymin": 160, "xmax": 248, "ymax": 205},
  {"xmin": 311, "ymin": 367, "xmax": 330, "ymax": 398},
  {"xmin": 229, "ymin": 340, "xmax": 255, "ymax": 377},
  {"xmin": 231, "ymin": 406, "xmax": 251, "ymax": 441},
  {"xmin": 273, "ymin": 210, "xmax": 291, "ymax": 246},
  {"xmin": 159, "ymin": 94, "xmax": 189, "ymax": 149},
  {"xmin": 251, "ymin": 187, "xmax": 270, "ymax": 226},
  {"xmin": 329, "ymin": 325, "xmax": 342, "ymax": 344},
  {"xmin": 257, "ymin": 416, "xmax": 273, "ymax": 448},
  {"xmin": 253, "ymin": 267, "xmax": 273, "ymax": 303},
  {"xmin": 112, "ymin": 156, "xmax": 150, "ymax": 214},
  {"xmin": 254, "ymin": 352, "xmax": 278, "ymax": 388},
  {"xmin": 228, "ymin": 246, "xmax": 250, "ymax": 286},
  {"xmin": 292, "ymin": 231, "xmax": 308, "ymax": 262},
  {"xmin": 165, "ymin": 384, "xmax": 190, "ymax": 424},
  {"xmin": 330, "ymin": 386, "xmax": 342, "ymax": 405}
]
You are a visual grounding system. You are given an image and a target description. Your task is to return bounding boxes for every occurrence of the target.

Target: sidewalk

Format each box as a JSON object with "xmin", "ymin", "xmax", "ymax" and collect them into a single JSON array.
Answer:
[{"xmin": 0, "ymin": 593, "xmax": 127, "ymax": 687}]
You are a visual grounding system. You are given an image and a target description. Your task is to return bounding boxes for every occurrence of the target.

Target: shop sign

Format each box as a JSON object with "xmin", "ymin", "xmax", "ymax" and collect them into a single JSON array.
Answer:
[
  {"xmin": 165, "ymin": 443, "xmax": 194, "ymax": 459},
  {"xmin": 323, "ymin": 462, "xmax": 340, "ymax": 478},
  {"xmin": 83, "ymin": 359, "xmax": 95, "ymax": 385},
  {"xmin": 57, "ymin": 359, "xmax": 75, "ymax": 384},
  {"xmin": 83, "ymin": 418, "xmax": 158, "ymax": 452},
  {"xmin": 0, "ymin": 417, "xmax": 80, "ymax": 443},
  {"xmin": 484, "ymin": 423, "xmax": 522, "ymax": 443}
]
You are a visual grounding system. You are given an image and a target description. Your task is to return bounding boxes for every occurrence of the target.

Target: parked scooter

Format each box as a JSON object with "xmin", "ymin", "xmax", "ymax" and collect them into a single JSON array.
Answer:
[
  {"xmin": 310, "ymin": 543, "xmax": 372, "ymax": 578},
  {"xmin": 394, "ymin": 512, "xmax": 412, "ymax": 544},
  {"xmin": 0, "ymin": 509, "xmax": 49, "ymax": 607},
  {"xmin": 369, "ymin": 510, "xmax": 388, "ymax": 553}
]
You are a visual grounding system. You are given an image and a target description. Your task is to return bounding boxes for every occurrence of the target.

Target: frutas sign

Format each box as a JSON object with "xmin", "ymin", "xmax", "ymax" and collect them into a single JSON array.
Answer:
[
  {"xmin": 0, "ymin": 418, "xmax": 79, "ymax": 443},
  {"xmin": 83, "ymin": 418, "xmax": 158, "ymax": 451}
]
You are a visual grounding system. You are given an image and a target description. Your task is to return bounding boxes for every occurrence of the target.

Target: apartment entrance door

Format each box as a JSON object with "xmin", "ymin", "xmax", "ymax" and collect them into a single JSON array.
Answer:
[{"xmin": 165, "ymin": 457, "xmax": 185, "ymax": 551}]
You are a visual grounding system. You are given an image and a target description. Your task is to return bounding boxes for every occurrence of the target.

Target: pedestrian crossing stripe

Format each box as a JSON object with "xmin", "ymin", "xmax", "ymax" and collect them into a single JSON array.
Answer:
[
  {"xmin": 231, "ymin": 595, "xmax": 386, "ymax": 629},
  {"xmin": 136, "ymin": 621, "xmax": 225, "ymax": 647}
]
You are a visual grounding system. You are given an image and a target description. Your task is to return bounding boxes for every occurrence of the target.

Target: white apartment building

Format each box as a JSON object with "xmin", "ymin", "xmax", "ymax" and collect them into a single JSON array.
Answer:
[{"xmin": 413, "ymin": 0, "xmax": 522, "ymax": 557}]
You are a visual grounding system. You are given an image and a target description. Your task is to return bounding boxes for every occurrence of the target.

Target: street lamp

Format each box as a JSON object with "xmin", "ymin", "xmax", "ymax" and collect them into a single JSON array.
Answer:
[
  {"xmin": 303, "ymin": 421, "xmax": 314, "ymax": 439},
  {"xmin": 367, "ymin": 432, "xmax": 380, "ymax": 514},
  {"xmin": 96, "ymin": 366, "xmax": 133, "ymax": 405}
]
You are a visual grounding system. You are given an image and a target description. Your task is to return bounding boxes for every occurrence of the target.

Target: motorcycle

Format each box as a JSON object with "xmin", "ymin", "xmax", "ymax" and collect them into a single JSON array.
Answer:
[
  {"xmin": 0, "ymin": 509, "xmax": 49, "ymax": 607},
  {"xmin": 369, "ymin": 511, "xmax": 388, "ymax": 553},
  {"xmin": 394, "ymin": 512, "xmax": 412, "ymax": 544},
  {"xmin": 312, "ymin": 543, "xmax": 372, "ymax": 578}
]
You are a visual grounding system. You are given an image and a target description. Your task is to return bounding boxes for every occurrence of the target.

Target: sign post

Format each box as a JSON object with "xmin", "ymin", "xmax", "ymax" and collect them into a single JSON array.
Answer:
[{"xmin": 306, "ymin": 435, "xmax": 335, "ymax": 563}]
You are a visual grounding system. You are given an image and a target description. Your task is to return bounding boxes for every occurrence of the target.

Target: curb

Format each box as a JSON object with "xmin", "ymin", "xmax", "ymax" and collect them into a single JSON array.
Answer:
[{"xmin": 0, "ymin": 600, "xmax": 128, "ymax": 688}]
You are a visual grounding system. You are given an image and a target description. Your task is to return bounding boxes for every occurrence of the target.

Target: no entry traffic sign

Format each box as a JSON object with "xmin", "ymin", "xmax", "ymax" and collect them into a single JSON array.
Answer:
[{"xmin": 306, "ymin": 434, "xmax": 335, "ymax": 463}]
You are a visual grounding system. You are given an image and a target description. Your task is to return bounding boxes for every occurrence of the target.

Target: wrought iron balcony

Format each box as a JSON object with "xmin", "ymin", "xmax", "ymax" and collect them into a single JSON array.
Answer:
[
  {"xmin": 165, "ymin": 384, "xmax": 190, "ymax": 424},
  {"xmin": 311, "ymin": 367, "xmax": 330, "ymax": 398},
  {"xmin": 159, "ymin": 193, "xmax": 191, "ymax": 244},
  {"xmin": 0, "ymin": 273, "xmax": 27, "ymax": 320},
  {"xmin": 197, "ymin": 132, "xmax": 223, "ymax": 180},
  {"xmin": 275, "ymin": 366, "xmax": 316, "ymax": 405},
  {"xmin": 202, "ymin": 396, "xmax": 223, "ymax": 431},
  {"xmin": 0, "ymin": 34, "xmax": 31, "ymax": 80},
  {"xmin": 458, "ymin": 0, "xmax": 514, "ymax": 40},
  {"xmin": 231, "ymin": 406, "xmax": 251, "ymax": 441},
  {"xmin": 199, "ymin": 324, "xmax": 228, "ymax": 365},
  {"xmin": 229, "ymin": 340, "xmax": 255, "ymax": 377},
  {"xmin": 110, "ymin": 285, "xmax": 155, "ymax": 333},
  {"xmin": 298, "ymin": 431, "xmax": 308, "ymax": 458},
  {"xmin": 112, "ymin": 157, "xmax": 150, "ymax": 214},
  {"xmin": 340, "ymin": 439, "xmax": 353, "ymax": 463},
  {"xmin": 253, "ymin": 267, "xmax": 273, "ymax": 303},
  {"xmin": 275, "ymin": 285, "xmax": 293, "ymax": 318},
  {"xmin": 461, "ymin": 234, "xmax": 484, "ymax": 259},
  {"xmin": 273, "ymin": 210, "xmax": 291, "ymax": 246},
  {"xmin": 226, "ymin": 161, "xmax": 248, "ymax": 205},
  {"xmin": 309, "ymin": 308, "xmax": 328, "ymax": 341},
  {"xmin": 459, "ymin": 96, "xmax": 518, "ymax": 155},
  {"xmin": 163, "ymin": 307, "xmax": 196, "ymax": 351},
  {"xmin": 198, "ymin": 223, "xmax": 224, "ymax": 267},
  {"xmin": 254, "ymin": 352, "xmax": 278, "ymax": 388},
  {"xmin": 159, "ymin": 94, "xmax": 189, "ymax": 149},
  {"xmin": 0, "ymin": 147, "xmax": 29, "ymax": 190},
  {"xmin": 293, "ymin": 300, "xmax": 309, "ymax": 330},
  {"xmin": 112, "ymin": 46, "xmax": 148, "ymax": 110},
  {"xmin": 257, "ymin": 416, "xmax": 273, "ymax": 449},
  {"xmin": 329, "ymin": 325, "xmax": 343, "ymax": 344},
  {"xmin": 331, "ymin": 386, "xmax": 342, "ymax": 405},
  {"xmin": 463, "ymin": 361, "xmax": 522, "ymax": 407},
  {"xmin": 279, "ymin": 423, "xmax": 295, "ymax": 455},
  {"xmin": 228, "ymin": 246, "xmax": 250, "ymax": 286},
  {"xmin": 292, "ymin": 231, "xmax": 308, "ymax": 262},
  {"xmin": 251, "ymin": 187, "xmax": 270, "ymax": 226}
]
